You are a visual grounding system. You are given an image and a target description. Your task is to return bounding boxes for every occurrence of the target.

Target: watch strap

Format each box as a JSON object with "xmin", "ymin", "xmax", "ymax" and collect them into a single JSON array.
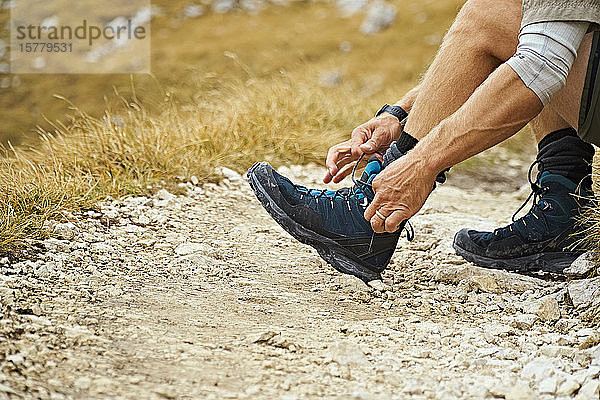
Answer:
[{"xmin": 375, "ymin": 104, "xmax": 408, "ymax": 122}]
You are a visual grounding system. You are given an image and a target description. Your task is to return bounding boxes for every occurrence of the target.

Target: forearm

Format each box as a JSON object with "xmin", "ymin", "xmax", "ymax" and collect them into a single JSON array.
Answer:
[
  {"xmin": 394, "ymin": 84, "xmax": 421, "ymax": 114},
  {"xmin": 411, "ymin": 64, "xmax": 542, "ymax": 175}
]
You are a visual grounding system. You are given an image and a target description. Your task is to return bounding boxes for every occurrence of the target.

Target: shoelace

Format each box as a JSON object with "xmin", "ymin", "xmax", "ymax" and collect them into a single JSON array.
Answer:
[
  {"xmin": 295, "ymin": 153, "xmax": 415, "ymax": 242},
  {"xmin": 293, "ymin": 153, "xmax": 377, "ymax": 210},
  {"xmin": 350, "ymin": 154, "xmax": 415, "ymax": 242},
  {"xmin": 500, "ymin": 160, "xmax": 551, "ymax": 236}
]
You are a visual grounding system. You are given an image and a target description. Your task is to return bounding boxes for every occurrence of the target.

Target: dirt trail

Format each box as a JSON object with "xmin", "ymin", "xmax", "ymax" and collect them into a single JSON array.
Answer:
[{"xmin": 1, "ymin": 164, "xmax": 599, "ymax": 399}]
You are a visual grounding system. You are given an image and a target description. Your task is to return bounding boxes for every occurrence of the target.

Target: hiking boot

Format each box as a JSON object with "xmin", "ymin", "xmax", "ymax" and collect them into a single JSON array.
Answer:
[
  {"xmin": 453, "ymin": 172, "xmax": 591, "ymax": 273},
  {"xmin": 453, "ymin": 128, "xmax": 595, "ymax": 274},
  {"xmin": 247, "ymin": 157, "xmax": 412, "ymax": 282}
]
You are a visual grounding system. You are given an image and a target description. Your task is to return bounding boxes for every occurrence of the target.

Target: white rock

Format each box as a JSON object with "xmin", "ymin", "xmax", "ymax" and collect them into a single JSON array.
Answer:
[
  {"xmin": 167, "ymin": 253, "xmax": 218, "ymax": 271},
  {"xmin": 565, "ymin": 253, "xmax": 597, "ymax": 278},
  {"xmin": 522, "ymin": 295, "xmax": 560, "ymax": 322},
  {"xmin": 575, "ymin": 328, "xmax": 598, "ymax": 337},
  {"xmin": 556, "ymin": 318, "xmax": 581, "ymax": 333},
  {"xmin": 53, "ymin": 222, "xmax": 77, "ymax": 240},
  {"xmin": 212, "ymin": 0, "xmax": 236, "ymax": 13},
  {"xmin": 539, "ymin": 345, "xmax": 576, "ymax": 358},
  {"xmin": 6, "ymin": 353, "xmax": 24, "ymax": 364},
  {"xmin": 557, "ymin": 376, "xmax": 582, "ymax": 396},
  {"xmin": 155, "ymin": 189, "xmax": 176, "ymax": 201},
  {"xmin": 360, "ymin": 1, "xmax": 396, "ymax": 35},
  {"xmin": 504, "ymin": 382, "xmax": 537, "ymax": 400},
  {"xmin": 174, "ymin": 242, "xmax": 211, "ymax": 256},
  {"xmin": 568, "ymin": 277, "xmax": 600, "ymax": 308},
  {"xmin": 239, "ymin": 0, "xmax": 264, "ymax": 13},
  {"xmin": 190, "ymin": 175, "xmax": 199, "ymax": 186},
  {"xmin": 218, "ymin": 167, "xmax": 242, "ymax": 181},
  {"xmin": 576, "ymin": 379, "xmax": 600, "ymax": 399},
  {"xmin": 336, "ymin": 0, "xmax": 367, "ymax": 18},
  {"xmin": 133, "ymin": 215, "xmax": 151, "ymax": 226},
  {"xmin": 74, "ymin": 376, "xmax": 91, "ymax": 390},
  {"xmin": 434, "ymin": 265, "xmax": 543, "ymax": 293},
  {"xmin": 339, "ymin": 41, "xmax": 352, "ymax": 52},
  {"xmin": 368, "ymin": 280, "xmax": 390, "ymax": 292},
  {"xmin": 319, "ymin": 70, "xmax": 343, "ymax": 87},
  {"xmin": 325, "ymin": 342, "xmax": 370, "ymax": 367},
  {"xmin": 538, "ymin": 376, "xmax": 558, "ymax": 394},
  {"xmin": 0, "ymin": 383, "xmax": 16, "ymax": 395},
  {"xmin": 521, "ymin": 357, "xmax": 555, "ymax": 381},
  {"xmin": 510, "ymin": 314, "xmax": 539, "ymax": 330},
  {"xmin": 184, "ymin": 4, "xmax": 204, "ymax": 18},
  {"xmin": 90, "ymin": 242, "xmax": 114, "ymax": 253}
]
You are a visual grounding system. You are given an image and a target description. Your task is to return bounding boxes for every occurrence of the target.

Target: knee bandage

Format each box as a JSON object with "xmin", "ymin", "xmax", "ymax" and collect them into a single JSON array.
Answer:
[{"xmin": 506, "ymin": 21, "xmax": 589, "ymax": 106}]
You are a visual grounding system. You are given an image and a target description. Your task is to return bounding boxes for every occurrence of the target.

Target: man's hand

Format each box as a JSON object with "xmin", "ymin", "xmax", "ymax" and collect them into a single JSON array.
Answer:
[
  {"xmin": 364, "ymin": 153, "xmax": 437, "ymax": 233},
  {"xmin": 323, "ymin": 114, "xmax": 402, "ymax": 184}
]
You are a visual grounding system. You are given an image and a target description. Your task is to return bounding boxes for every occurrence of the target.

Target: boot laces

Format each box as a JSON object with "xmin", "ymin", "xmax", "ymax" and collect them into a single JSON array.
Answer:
[
  {"xmin": 293, "ymin": 153, "xmax": 415, "ymax": 242},
  {"xmin": 505, "ymin": 160, "xmax": 551, "ymax": 234}
]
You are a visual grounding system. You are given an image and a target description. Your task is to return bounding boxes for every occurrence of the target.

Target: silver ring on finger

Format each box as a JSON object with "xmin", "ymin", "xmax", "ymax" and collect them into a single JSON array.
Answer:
[{"xmin": 375, "ymin": 210, "xmax": 387, "ymax": 220}]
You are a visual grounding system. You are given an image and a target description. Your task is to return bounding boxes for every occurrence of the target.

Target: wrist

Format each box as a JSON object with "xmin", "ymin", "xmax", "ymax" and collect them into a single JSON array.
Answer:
[
  {"xmin": 393, "ymin": 101, "xmax": 412, "ymax": 114},
  {"xmin": 410, "ymin": 133, "xmax": 448, "ymax": 179},
  {"xmin": 375, "ymin": 104, "xmax": 408, "ymax": 123}
]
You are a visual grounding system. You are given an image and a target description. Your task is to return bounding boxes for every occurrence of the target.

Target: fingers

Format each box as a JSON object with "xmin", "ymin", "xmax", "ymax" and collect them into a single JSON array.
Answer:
[
  {"xmin": 332, "ymin": 161, "xmax": 357, "ymax": 184},
  {"xmin": 363, "ymin": 195, "xmax": 381, "ymax": 223},
  {"xmin": 370, "ymin": 210, "xmax": 387, "ymax": 233},
  {"xmin": 369, "ymin": 208, "xmax": 410, "ymax": 233},
  {"xmin": 332, "ymin": 153, "xmax": 373, "ymax": 183},
  {"xmin": 359, "ymin": 138, "xmax": 378, "ymax": 153},
  {"xmin": 323, "ymin": 130, "xmax": 368, "ymax": 183},
  {"xmin": 365, "ymin": 195, "xmax": 410, "ymax": 234},
  {"xmin": 323, "ymin": 143, "xmax": 351, "ymax": 183},
  {"xmin": 383, "ymin": 210, "xmax": 408, "ymax": 233}
]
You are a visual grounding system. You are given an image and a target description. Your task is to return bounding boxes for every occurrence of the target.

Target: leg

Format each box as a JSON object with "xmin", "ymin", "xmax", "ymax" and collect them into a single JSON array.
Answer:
[
  {"xmin": 404, "ymin": 0, "xmax": 522, "ymax": 139},
  {"xmin": 544, "ymin": 33, "xmax": 593, "ymax": 130},
  {"xmin": 529, "ymin": 107, "xmax": 570, "ymax": 143}
]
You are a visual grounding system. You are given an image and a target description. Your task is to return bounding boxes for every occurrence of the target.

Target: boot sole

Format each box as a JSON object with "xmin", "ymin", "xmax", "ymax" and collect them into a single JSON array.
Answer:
[
  {"xmin": 247, "ymin": 163, "xmax": 382, "ymax": 283},
  {"xmin": 453, "ymin": 241, "xmax": 580, "ymax": 274}
]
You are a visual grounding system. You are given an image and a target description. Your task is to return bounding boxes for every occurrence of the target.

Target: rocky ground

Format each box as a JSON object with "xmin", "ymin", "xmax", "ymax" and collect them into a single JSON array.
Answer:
[{"xmin": 1, "ymin": 163, "xmax": 600, "ymax": 399}]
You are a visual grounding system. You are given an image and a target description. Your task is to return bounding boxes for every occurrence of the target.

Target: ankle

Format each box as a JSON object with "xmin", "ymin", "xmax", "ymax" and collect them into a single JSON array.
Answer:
[
  {"xmin": 382, "ymin": 131, "xmax": 419, "ymax": 167},
  {"xmin": 537, "ymin": 128, "xmax": 595, "ymax": 191}
]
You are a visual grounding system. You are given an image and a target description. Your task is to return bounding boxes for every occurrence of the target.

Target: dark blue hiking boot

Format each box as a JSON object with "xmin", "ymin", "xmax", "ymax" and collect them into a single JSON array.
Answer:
[
  {"xmin": 453, "ymin": 171, "xmax": 592, "ymax": 274},
  {"xmin": 454, "ymin": 128, "xmax": 595, "ymax": 274},
  {"xmin": 247, "ymin": 158, "xmax": 412, "ymax": 282}
]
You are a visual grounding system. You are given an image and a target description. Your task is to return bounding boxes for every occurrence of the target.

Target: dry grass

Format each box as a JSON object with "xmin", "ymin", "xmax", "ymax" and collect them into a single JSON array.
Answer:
[
  {"xmin": 579, "ymin": 155, "xmax": 600, "ymax": 267},
  {"xmin": 0, "ymin": 75, "xmax": 385, "ymax": 254}
]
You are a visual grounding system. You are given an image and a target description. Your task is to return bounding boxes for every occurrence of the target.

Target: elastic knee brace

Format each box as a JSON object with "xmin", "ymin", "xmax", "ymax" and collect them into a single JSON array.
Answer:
[{"xmin": 506, "ymin": 21, "xmax": 589, "ymax": 106}]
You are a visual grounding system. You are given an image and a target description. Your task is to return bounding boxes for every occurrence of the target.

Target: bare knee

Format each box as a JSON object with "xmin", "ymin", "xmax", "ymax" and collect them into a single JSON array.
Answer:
[{"xmin": 445, "ymin": 0, "xmax": 521, "ymax": 62}]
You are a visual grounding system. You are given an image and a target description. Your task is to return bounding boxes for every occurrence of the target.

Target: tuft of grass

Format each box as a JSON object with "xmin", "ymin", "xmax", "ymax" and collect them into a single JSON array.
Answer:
[
  {"xmin": 578, "ymin": 154, "xmax": 600, "ymax": 269},
  {"xmin": 0, "ymin": 76, "xmax": 381, "ymax": 254}
]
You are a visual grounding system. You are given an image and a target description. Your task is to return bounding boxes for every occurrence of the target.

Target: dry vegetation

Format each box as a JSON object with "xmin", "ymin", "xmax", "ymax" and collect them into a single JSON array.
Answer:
[
  {"xmin": 0, "ymin": 77, "xmax": 376, "ymax": 253},
  {"xmin": 580, "ymin": 155, "xmax": 600, "ymax": 267},
  {"xmin": 0, "ymin": 0, "xmax": 597, "ymax": 258}
]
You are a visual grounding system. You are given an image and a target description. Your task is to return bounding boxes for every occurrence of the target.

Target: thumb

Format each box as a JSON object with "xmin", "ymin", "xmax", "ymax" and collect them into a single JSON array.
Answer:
[{"xmin": 359, "ymin": 138, "xmax": 378, "ymax": 153}]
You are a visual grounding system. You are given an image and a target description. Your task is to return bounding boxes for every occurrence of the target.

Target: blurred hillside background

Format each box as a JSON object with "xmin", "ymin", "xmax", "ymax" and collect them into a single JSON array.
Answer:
[
  {"xmin": 0, "ymin": 0, "xmax": 597, "ymax": 257},
  {"xmin": 0, "ymin": 0, "xmax": 468, "ymax": 145}
]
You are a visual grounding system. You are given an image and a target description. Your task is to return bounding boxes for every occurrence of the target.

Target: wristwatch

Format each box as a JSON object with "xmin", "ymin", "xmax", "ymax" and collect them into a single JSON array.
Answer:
[{"xmin": 375, "ymin": 104, "xmax": 408, "ymax": 122}]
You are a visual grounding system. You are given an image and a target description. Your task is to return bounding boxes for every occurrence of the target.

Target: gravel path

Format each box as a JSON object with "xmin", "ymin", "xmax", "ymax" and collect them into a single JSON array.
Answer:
[{"xmin": 1, "ymin": 164, "xmax": 599, "ymax": 399}]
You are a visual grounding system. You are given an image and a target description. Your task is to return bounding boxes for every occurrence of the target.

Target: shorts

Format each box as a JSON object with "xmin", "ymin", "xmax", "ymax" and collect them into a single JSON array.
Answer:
[{"xmin": 579, "ymin": 31, "xmax": 600, "ymax": 146}]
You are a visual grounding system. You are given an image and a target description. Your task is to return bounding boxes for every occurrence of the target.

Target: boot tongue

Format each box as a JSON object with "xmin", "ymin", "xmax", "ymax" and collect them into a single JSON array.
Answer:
[
  {"xmin": 360, "ymin": 157, "xmax": 382, "ymax": 183},
  {"xmin": 353, "ymin": 157, "xmax": 382, "ymax": 201},
  {"xmin": 538, "ymin": 171, "xmax": 579, "ymax": 192}
]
